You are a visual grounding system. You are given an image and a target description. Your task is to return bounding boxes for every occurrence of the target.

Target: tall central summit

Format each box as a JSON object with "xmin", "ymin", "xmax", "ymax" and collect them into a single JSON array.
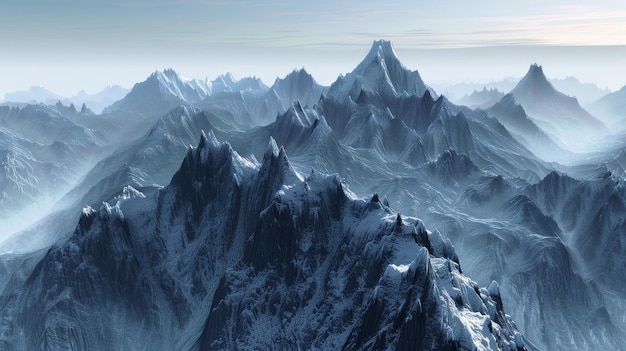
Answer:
[{"xmin": 328, "ymin": 40, "xmax": 433, "ymax": 100}]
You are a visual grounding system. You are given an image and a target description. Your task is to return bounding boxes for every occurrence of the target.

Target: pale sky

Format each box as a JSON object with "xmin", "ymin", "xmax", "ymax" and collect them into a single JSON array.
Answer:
[{"xmin": 1, "ymin": 0, "xmax": 626, "ymax": 97}]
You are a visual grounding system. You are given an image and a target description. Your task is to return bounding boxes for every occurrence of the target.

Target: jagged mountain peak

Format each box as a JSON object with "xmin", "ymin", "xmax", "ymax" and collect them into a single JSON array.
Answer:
[
  {"xmin": 357, "ymin": 40, "xmax": 429, "ymax": 96},
  {"xmin": 167, "ymin": 132, "xmax": 256, "ymax": 220},
  {"xmin": 181, "ymin": 130, "xmax": 253, "ymax": 184}
]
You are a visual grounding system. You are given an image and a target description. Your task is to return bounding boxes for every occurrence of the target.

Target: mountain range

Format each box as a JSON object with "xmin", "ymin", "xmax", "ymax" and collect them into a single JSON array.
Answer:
[
  {"xmin": 0, "ymin": 40, "xmax": 624, "ymax": 351},
  {"xmin": 2, "ymin": 85, "xmax": 129, "ymax": 114},
  {"xmin": 444, "ymin": 75, "xmax": 611, "ymax": 107}
]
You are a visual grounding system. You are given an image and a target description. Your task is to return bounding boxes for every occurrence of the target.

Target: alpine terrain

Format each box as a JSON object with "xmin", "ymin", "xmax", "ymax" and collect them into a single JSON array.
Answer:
[{"xmin": 0, "ymin": 40, "xmax": 624, "ymax": 351}]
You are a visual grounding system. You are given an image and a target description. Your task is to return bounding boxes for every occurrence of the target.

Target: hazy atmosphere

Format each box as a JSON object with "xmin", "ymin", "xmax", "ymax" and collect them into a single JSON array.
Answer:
[
  {"xmin": 2, "ymin": 1, "xmax": 626, "ymax": 350},
  {"xmin": 2, "ymin": 0, "xmax": 626, "ymax": 97}
]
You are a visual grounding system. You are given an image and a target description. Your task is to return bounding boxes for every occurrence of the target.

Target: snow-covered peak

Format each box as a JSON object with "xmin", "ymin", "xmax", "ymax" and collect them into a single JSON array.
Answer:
[
  {"xmin": 327, "ymin": 40, "xmax": 433, "ymax": 101},
  {"xmin": 363, "ymin": 39, "xmax": 400, "ymax": 66},
  {"xmin": 150, "ymin": 68, "xmax": 211, "ymax": 102},
  {"xmin": 103, "ymin": 68, "xmax": 211, "ymax": 115}
]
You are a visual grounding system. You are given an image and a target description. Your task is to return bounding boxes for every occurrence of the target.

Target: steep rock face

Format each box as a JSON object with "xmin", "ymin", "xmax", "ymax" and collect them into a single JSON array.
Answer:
[
  {"xmin": 1, "ymin": 134, "xmax": 534, "ymax": 351},
  {"xmin": 510, "ymin": 64, "xmax": 606, "ymax": 149}
]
